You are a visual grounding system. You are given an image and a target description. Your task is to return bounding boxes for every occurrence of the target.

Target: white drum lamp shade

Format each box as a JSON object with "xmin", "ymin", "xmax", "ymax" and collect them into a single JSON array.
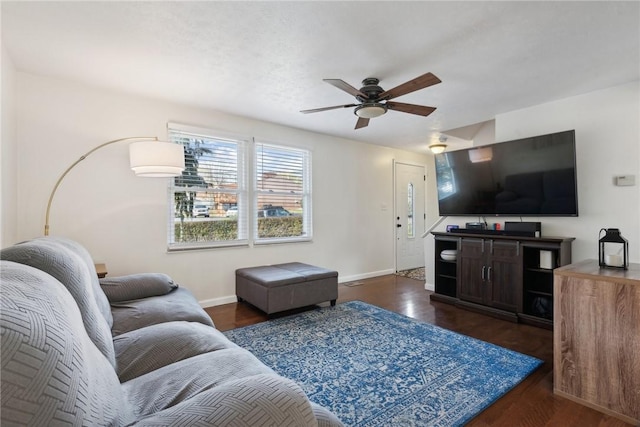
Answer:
[{"xmin": 130, "ymin": 140, "xmax": 185, "ymax": 177}]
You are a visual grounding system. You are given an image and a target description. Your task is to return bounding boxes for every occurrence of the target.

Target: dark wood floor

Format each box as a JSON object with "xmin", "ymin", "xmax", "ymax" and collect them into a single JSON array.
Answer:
[{"xmin": 205, "ymin": 274, "xmax": 631, "ymax": 427}]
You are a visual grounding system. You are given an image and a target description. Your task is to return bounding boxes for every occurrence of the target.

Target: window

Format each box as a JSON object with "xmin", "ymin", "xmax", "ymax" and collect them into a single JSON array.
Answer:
[
  {"xmin": 435, "ymin": 153, "xmax": 457, "ymax": 199},
  {"xmin": 407, "ymin": 182, "xmax": 415, "ymax": 238},
  {"xmin": 168, "ymin": 124, "xmax": 248, "ymax": 249},
  {"xmin": 254, "ymin": 142, "xmax": 312, "ymax": 243},
  {"xmin": 167, "ymin": 124, "xmax": 311, "ymax": 250}
]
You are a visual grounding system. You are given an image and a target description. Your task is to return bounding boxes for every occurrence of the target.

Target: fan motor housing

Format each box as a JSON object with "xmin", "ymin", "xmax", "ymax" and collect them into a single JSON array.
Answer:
[{"xmin": 358, "ymin": 78, "xmax": 384, "ymax": 102}]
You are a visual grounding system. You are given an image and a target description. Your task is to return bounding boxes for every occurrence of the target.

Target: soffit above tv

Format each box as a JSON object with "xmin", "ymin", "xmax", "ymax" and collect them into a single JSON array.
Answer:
[
  {"xmin": 441, "ymin": 120, "xmax": 494, "ymax": 142},
  {"xmin": 437, "ymin": 120, "xmax": 496, "ymax": 152}
]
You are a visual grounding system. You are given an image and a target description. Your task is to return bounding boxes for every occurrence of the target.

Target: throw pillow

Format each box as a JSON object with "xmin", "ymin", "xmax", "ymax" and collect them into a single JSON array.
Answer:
[{"xmin": 100, "ymin": 273, "xmax": 178, "ymax": 302}]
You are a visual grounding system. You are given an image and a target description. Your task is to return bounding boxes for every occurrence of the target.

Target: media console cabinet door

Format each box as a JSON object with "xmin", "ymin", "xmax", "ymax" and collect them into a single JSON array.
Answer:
[{"xmin": 553, "ymin": 260, "xmax": 640, "ymax": 424}]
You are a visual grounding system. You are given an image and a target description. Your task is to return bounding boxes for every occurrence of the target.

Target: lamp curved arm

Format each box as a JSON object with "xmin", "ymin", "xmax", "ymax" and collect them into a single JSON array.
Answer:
[{"xmin": 44, "ymin": 136, "xmax": 159, "ymax": 236}]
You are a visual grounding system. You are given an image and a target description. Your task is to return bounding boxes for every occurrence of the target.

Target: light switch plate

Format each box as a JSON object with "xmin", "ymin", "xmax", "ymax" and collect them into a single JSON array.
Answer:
[{"xmin": 615, "ymin": 175, "xmax": 636, "ymax": 186}]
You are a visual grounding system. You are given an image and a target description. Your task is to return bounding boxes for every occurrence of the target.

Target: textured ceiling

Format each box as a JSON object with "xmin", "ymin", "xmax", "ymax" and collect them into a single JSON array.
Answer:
[{"xmin": 2, "ymin": 1, "xmax": 639, "ymax": 152}]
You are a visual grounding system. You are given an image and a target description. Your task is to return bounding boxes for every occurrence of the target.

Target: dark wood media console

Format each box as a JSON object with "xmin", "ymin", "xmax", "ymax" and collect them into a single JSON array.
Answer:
[{"xmin": 431, "ymin": 231, "xmax": 574, "ymax": 329}]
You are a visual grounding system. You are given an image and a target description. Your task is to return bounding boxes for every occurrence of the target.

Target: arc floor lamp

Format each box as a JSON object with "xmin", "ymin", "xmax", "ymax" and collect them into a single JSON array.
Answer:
[{"xmin": 44, "ymin": 136, "xmax": 185, "ymax": 236}]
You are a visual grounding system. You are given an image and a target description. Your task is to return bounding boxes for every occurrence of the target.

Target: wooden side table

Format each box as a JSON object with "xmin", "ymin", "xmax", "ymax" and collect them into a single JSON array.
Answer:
[
  {"xmin": 553, "ymin": 260, "xmax": 639, "ymax": 424},
  {"xmin": 94, "ymin": 263, "xmax": 108, "ymax": 279}
]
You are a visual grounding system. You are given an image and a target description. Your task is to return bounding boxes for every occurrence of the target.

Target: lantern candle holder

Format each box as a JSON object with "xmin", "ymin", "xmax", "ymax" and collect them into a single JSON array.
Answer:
[{"xmin": 598, "ymin": 228, "xmax": 629, "ymax": 270}]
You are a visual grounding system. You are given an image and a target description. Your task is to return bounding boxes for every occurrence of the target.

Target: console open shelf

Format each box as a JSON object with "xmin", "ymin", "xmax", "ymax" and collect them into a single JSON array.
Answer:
[
  {"xmin": 432, "ymin": 235, "xmax": 459, "ymax": 303},
  {"xmin": 431, "ymin": 231, "xmax": 574, "ymax": 328}
]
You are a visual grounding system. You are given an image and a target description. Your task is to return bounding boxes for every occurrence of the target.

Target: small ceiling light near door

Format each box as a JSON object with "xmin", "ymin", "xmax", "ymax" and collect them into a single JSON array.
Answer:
[{"xmin": 429, "ymin": 144, "xmax": 447, "ymax": 154}]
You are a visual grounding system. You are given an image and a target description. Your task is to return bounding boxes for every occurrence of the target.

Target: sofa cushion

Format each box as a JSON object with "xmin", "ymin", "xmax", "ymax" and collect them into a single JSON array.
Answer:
[
  {"xmin": 114, "ymin": 321, "xmax": 237, "ymax": 382},
  {"xmin": 310, "ymin": 402, "xmax": 345, "ymax": 427},
  {"xmin": 132, "ymin": 374, "xmax": 318, "ymax": 427},
  {"xmin": 110, "ymin": 287, "xmax": 215, "ymax": 336},
  {"xmin": 100, "ymin": 273, "xmax": 178, "ymax": 303},
  {"xmin": 123, "ymin": 348, "xmax": 278, "ymax": 415},
  {"xmin": 50, "ymin": 237, "xmax": 114, "ymax": 327},
  {"xmin": 0, "ymin": 238, "xmax": 117, "ymax": 368},
  {"xmin": 0, "ymin": 261, "xmax": 133, "ymax": 426}
]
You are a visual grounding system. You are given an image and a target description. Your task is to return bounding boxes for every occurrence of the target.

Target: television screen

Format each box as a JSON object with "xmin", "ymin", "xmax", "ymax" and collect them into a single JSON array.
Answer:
[{"xmin": 434, "ymin": 130, "xmax": 578, "ymax": 216}]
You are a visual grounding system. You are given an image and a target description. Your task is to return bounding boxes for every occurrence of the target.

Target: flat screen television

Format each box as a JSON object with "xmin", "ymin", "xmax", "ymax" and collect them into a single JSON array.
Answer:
[{"xmin": 434, "ymin": 130, "xmax": 578, "ymax": 216}]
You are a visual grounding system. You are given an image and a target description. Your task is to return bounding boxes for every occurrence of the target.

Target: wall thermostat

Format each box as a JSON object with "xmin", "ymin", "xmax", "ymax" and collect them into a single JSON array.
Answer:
[{"xmin": 615, "ymin": 175, "xmax": 636, "ymax": 186}]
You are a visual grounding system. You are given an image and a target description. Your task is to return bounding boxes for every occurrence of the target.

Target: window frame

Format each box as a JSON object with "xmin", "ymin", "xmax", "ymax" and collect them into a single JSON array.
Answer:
[
  {"xmin": 166, "ymin": 124, "xmax": 312, "ymax": 251},
  {"xmin": 253, "ymin": 140, "xmax": 312, "ymax": 245},
  {"xmin": 167, "ymin": 123, "xmax": 250, "ymax": 251}
]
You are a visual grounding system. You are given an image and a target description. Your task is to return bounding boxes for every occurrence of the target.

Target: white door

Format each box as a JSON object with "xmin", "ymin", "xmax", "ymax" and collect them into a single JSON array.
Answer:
[{"xmin": 395, "ymin": 162, "xmax": 426, "ymax": 271}]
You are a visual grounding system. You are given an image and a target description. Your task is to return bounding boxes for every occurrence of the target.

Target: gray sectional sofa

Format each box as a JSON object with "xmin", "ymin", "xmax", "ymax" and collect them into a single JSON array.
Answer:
[{"xmin": 0, "ymin": 237, "xmax": 343, "ymax": 426}]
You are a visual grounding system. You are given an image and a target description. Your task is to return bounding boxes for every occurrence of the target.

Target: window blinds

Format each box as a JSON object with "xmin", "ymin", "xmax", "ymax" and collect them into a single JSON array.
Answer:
[
  {"xmin": 254, "ymin": 142, "xmax": 312, "ymax": 242},
  {"xmin": 165, "ymin": 123, "xmax": 312, "ymax": 249},
  {"xmin": 168, "ymin": 124, "xmax": 248, "ymax": 249}
]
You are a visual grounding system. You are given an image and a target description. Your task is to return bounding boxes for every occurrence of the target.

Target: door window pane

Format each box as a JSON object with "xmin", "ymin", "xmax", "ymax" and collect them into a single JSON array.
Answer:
[{"xmin": 407, "ymin": 182, "xmax": 415, "ymax": 238}]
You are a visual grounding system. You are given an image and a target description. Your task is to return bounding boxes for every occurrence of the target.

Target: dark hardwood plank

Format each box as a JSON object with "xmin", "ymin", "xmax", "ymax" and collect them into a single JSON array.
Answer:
[{"xmin": 204, "ymin": 274, "xmax": 631, "ymax": 426}]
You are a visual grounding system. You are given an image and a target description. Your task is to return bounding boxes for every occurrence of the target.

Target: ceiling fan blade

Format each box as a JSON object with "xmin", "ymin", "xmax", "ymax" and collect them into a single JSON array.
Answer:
[
  {"xmin": 355, "ymin": 117, "xmax": 369, "ymax": 129},
  {"xmin": 300, "ymin": 104, "xmax": 357, "ymax": 114},
  {"xmin": 386, "ymin": 102, "xmax": 436, "ymax": 117},
  {"xmin": 379, "ymin": 72, "xmax": 441, "ymax": 101},
  {"xmin": 324, "ymin": 79, "xmax": 367, "ymax": 98}
]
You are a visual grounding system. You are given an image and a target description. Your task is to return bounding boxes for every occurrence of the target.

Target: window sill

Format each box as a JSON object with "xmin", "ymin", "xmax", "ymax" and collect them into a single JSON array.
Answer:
[
  {"xmin": 167, "ymin": 240, "xmax": 249, "ymax": 252},
  {"xmin": 254, "ymin": 237, "xmax": 313, "ymax": 246}
]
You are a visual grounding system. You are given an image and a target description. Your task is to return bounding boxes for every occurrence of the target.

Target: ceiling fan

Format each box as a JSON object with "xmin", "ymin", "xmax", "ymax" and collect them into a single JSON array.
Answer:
[{"xmin": 300, "ymin": 72, "xmax": 441, "ymax": 129}]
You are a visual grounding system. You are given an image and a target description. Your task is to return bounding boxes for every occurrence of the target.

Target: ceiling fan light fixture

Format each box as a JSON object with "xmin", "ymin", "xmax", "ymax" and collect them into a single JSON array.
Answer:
[
  {"xmin": 355, "ymin": 103, "xmax": 387, "ymax": 119},
  {"xmin": 301, "ymin": 72, "xmax": 441, "ymax": 130},
  {"xmin": 429, "ymin": 144, "xmax": 447, "ymax": 154}
]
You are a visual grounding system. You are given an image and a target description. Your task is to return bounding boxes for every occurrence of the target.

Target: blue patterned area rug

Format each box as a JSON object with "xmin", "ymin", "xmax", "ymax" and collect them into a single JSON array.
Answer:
[{"xmin": 224, "ymin": 301, "xmax": 542, "ymax": 426}]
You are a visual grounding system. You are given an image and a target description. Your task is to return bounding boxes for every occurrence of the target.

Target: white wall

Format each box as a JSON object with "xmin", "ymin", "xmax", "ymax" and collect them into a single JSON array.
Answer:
[
  {"xmin": 471, "ymin": 120, "xmax": 495, "ymax": 147},
  {"xmin": 426, "ymin": 81, "xmax": 640, "ymax": 288},
  {"xmin": 13, "ymin": 72, "xmax": 429, "ymax": 305},
  {"xmin": 495, "ymin": 81, "xmax": 639, "ymax": 263},
  {"xmin": 1, "ymin": 45, "xmax": 18, "ymax": 247}
]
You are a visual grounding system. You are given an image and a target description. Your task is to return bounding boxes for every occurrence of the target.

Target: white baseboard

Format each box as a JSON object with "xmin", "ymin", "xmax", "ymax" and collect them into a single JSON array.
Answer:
[
  {"xmin": 199, "ymin": 295, "xmax": 237, "ymax": 308},
  {"xmin": 199, "ymin": 268, "xmax": 397, "ymax": 308},
  {"xmin": 424, "ymin": 282, "xmax": 435, "ymax": 292},
  {"xmin": 338, "ymin": 269, "xmax": 395, "ymax": 284}
]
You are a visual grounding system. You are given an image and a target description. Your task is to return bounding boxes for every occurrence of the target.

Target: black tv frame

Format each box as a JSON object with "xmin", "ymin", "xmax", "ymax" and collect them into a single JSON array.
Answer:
[{"xmin": 434, "ymin": 130, "xmax": 578, "ymax": 217}]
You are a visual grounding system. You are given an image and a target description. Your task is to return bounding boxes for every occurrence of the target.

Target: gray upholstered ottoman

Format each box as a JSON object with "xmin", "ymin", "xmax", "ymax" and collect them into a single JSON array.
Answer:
[{"xmin": 236, "ymin": 262, "xmax": 338, "ymax": 315}]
